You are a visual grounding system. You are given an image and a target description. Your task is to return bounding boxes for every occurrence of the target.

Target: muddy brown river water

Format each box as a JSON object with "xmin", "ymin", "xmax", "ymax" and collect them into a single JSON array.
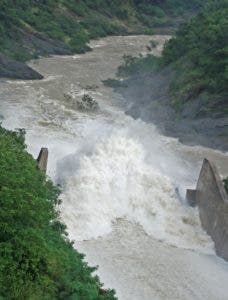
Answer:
[{"xmin": 1, "ymin": 35, "xmax": 228, "ymax": 300}]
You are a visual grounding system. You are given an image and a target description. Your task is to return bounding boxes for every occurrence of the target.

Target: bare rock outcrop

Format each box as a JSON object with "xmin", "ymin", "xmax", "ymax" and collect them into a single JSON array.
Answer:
[{"xmin": 0, "ymin": 53, "xmax": 43, "ymax": 80}]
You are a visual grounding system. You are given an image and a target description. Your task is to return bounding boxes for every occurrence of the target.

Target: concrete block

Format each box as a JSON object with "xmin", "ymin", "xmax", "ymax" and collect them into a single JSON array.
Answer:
[
  {"xmin": 37, "ymin": 147, "xmax": 48, "ymax": 173},
  {"xmin": 187, "ymin": 158, "xmax": 228, "ymax": 261}
]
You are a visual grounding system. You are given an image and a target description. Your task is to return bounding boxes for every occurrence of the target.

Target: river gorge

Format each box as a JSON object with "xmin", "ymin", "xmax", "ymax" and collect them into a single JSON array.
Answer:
[{"xmin": 0, "ymin": 35, "xmax": 228, "ymax": 300}]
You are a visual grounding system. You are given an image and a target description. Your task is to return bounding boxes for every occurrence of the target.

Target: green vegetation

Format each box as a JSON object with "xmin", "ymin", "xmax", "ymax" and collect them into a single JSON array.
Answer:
[
  {"xmin": 0, "ymin": 0, "xmax": 203, "ymax": 62},
  {"xmin": 133, "ymin": 0, "xmax": 202, "ymax": 28},
  {"xmin": 117, "ymin": 0, "xmax": 228, "ymax": 115},
  {"xmin": 224, "ymin": 178, "xmax": 228, "ymax": 193},
  {"xmin": 0, "ymin": 125, "xmax": 116, "ymax": 299},
  {"xmin": 117, "ymin": 54, "xmax": 160, "ymax": 76},
  {"xmin": 162, "ymin": 0, "xmax": 228, "ymax": 112}
]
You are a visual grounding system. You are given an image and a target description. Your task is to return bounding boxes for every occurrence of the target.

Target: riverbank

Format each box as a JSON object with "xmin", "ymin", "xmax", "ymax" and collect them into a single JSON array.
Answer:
[
  {"xmin": 111, "ymin": 1, "xmax": 228, "ymax": 152},
  {"xmin": 0, "ymin": 53, "xmax": 44, "ymax": 80},
  {"xmin": 113, "ymin": 67, "xmax": 228, "ymax": 151},
  {"xmin": 0, "ymin": 0, "xmax": 203, "ymax": 80}
]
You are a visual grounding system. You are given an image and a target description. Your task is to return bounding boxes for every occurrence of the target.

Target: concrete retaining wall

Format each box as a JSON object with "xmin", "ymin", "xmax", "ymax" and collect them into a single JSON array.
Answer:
[
  {"xmin": 37, "ymin": 147, "xmax": 48, "ymax": 173},
  {"xmin": 187, "ymin": 159, "xmax": 228, "ymax": 261}
]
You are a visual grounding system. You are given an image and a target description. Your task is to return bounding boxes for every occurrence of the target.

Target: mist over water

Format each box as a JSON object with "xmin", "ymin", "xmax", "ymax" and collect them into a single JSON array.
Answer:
[
  {"xmin": 58, "ymin": 114, "xmax": 213, "ymax": 252},
  {"xmin": 1, "ymin": 36, "xmax": 228, "ymax": 299}
]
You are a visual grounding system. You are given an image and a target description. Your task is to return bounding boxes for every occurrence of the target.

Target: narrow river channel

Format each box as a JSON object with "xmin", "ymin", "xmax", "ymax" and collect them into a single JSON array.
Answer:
[{"xmin": 1, "ymin": 35, "xmax": 228, "ymax": 300}]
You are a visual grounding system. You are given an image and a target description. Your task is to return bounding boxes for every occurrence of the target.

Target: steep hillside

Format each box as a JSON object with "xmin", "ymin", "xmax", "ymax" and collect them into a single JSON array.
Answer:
[
  {"xmin": 112, "ymin": 1, "xmax": 227, "ymax": 149},
  {"xmin": 120, "ymin": 0, "xmax": 227, "ymax": 116},
  {"xmin": 162, "ymin": 0, "xmax": 228, "ymax": 116},
  {"xmin": 0, "ymin": 0, "xmax": 203, "ymax": 78},
  {"xmin": 0, "ymin": 125, "xmax": 116, "ymax": 299}
]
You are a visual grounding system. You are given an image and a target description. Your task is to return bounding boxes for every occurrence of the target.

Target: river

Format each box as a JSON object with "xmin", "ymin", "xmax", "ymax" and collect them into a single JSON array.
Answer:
[{"xmin": 0, "ymin": 35, "xmax": 228, "ymax": 300}]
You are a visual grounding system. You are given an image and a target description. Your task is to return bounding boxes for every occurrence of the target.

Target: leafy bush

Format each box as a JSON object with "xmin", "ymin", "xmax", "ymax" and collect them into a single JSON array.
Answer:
[
  {"xmin": 0, "ymin": 125, "xmax": 116, "ymax": 299},
  {"xmin": 69, "ymin": 30, "xmax": 90, "ymax": 53},
  {"xmin": 144, "ymin": 28, "xmax": 155, "ymax": 35},
  {"xmin": 118, "ymin": 54, "xmax": 160, "ymax": 76},
  {"xmin": 162, "ymin": 0, "xmax": 228, "ymax": 106}
]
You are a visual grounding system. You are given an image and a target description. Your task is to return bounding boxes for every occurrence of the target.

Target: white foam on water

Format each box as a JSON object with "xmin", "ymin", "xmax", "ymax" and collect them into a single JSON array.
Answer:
[
  {"xmin": 0, "ymin": 77, "xmax": 213, "ymax": 252},
  {"xmin": 58, "ymin": 116, "xmax": 213, "ymax": 253}
]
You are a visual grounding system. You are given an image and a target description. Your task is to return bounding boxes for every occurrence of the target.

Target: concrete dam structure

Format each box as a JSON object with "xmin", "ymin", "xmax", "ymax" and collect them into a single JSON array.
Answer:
[
  {"xmin": 187, "ymin": 159, "xmax": 228, "ymax": 261},
  {"xmin": 37, "ymin": 147, "xmax": 48, "ymax": 173},
  {"xmin": 36, "ymin": 145, "xmax": 228, "ymax": 262}
]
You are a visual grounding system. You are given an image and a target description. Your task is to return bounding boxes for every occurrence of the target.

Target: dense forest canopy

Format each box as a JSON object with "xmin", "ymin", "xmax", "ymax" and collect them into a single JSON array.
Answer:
[
  {"xmin": 0, "ymin": 0, "xmax": 203, "ymax": 61},
  {"xmin": 118, "ymin": 0, "xmax": 228, "ymax": 115},
  {"xmin": 162, "ymin": 0, "xmax": 228, "ymax": 110}
]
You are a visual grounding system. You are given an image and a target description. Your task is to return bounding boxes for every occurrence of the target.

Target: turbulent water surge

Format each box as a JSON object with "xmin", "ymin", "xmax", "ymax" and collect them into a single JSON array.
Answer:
[{"xmin": 1, "ymin": 36, "xmax": 228, "ymax": 299}]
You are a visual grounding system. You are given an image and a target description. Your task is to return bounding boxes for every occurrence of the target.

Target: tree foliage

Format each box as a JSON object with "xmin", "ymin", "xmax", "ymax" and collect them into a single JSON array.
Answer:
[
  {"xmin": 0, "ymin": 0, "xmax": 204, "ymax": 61},
  {"xmin": 117, "ymin": 1, "xmax": 228, "ymax": 115},
  {"xmin": 0, "ymin": 126, "xmax": 116, "ymax": 299},
  {"xmin": 162, "ymin": 0, "xmax": 228, "ymax": 109}
]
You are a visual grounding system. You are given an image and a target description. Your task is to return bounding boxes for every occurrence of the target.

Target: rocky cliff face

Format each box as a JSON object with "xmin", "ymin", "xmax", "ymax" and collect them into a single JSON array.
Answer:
[
  {"xmin": 0, "ymin": 29, "xmax": 75, "ymax": 80},
  {"xmin": 0, "ymin": 53, "xmax": 43, "ymax": 80}
]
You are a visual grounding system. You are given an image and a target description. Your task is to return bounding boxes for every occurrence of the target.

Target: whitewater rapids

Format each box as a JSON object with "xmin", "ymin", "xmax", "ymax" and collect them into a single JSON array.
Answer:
[{"xmin": 0, "ymin": 35, "xmax": 228, "ymax": 299}]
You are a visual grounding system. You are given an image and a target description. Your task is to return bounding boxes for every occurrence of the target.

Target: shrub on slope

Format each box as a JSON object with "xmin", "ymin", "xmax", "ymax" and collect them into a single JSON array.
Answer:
[
  {"xmin": 0, "ymin": 126, "xmax": 116, "ymax": 299},
  {"xmin": 162, "ymin": 0, "xmax": 228, "ymax": 112},
  {"xmin": 117, "ymin": 1, "xmax": 228, "ymax": 115},
  {"xmin": 0, "ymin": 0, "xmax": 203, "ymax": 62}
]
